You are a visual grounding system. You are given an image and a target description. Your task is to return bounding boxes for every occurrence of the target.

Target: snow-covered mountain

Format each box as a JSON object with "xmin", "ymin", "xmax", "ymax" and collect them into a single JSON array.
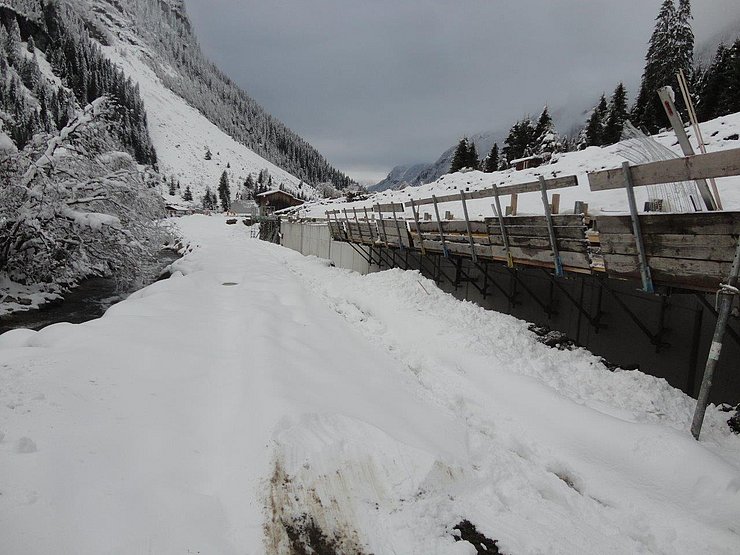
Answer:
[
  {"xmin": 1, "ymin": 0, "xmax": 354, "ymax": 206},
  {"xmin": 371, "ymin": 130, "xmax": 503, "ymax": 192}
]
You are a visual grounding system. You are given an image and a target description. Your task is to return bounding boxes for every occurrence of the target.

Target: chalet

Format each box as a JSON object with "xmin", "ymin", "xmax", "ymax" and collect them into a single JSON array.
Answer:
[
  {"xmin": 229, "ymin": 199, "xmax": 258, "ymax": 217},
  {"xmin": 510, "ymin": 155, "xmax": 543, "ymax": 171},
  {"xmin": 165, "ymin": 204, "xmax": 195, "ymax": 218},
  {"xmin": 256, "ymin": 189, "xmax": 304, "ymax": 216}
]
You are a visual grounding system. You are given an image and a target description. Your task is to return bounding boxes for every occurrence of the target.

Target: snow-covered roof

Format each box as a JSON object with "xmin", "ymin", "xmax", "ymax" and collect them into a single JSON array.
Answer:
[{"xmin": 256, "ymin": 189, "xmax": 300, "ymax": 201}]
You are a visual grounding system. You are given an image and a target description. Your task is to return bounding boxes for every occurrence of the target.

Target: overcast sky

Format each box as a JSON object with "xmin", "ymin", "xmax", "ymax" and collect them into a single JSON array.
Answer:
[{"xmin": 183, "ymin": 0, "xmax": 740, "ymax": 184}]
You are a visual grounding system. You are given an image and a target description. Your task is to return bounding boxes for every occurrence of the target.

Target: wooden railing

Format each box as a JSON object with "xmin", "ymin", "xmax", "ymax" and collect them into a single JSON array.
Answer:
[{"xmin": 325, "ymin": 148, "xmax": 740, "ymax": 292}]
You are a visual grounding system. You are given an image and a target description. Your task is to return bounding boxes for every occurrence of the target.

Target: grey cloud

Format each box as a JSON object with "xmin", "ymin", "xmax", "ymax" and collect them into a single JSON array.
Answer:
[{"xmin": 184, "ymin": 0, "xmax": 740, "ymax": 182}]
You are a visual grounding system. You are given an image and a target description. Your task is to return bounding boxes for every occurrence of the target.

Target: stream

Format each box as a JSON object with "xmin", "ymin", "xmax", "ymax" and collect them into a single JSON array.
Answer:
[{"xmin": 0, "ymin": 250, "xmax": 181, "ymax": 335}]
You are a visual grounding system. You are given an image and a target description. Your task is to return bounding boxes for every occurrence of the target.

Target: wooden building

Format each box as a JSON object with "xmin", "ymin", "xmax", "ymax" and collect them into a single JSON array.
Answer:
[
  {"xmin": 510, "ymin": 155, "xmax": 543, "ymax": 171},
  {"xmin": 256, "ymin": 189, "xmax": 304, "ymax": 216}
]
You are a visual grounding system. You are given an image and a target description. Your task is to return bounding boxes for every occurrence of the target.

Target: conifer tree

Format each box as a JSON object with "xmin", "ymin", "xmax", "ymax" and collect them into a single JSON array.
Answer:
[
  {"xmin": 449, "ymin": 138, "xmax": 469, "ymax": 173},
  {"xmin": 502, "ymin": 118, "xmax": 537, "ymax": 164},
  {"xmin": 183, "ymin": 185, "xmax": 193, "ymax": 201},
  {"xmin": 633, "ymin": 0, "xmax": 694, "ymax": 132},
  {"xmin": 466, "ymin": 141, "xmax": 480, "ymax": 170},
  {"xmin": 483, "ymin": 143, "xmax": 500, "ymax": 173},
  {"xmin": 218, "ymin": 170, "xmax": 231, "ymax": 211},
  {"xmin": 584, "ymin": 95, "xmax": 608, "ymax": 147},
  {"xmin": 205, "ymin": 148, "xmax": 212, "ymax": 160},
  {"xmin": 603, "ymin": 83, "xmax": 629, "ymax": 145},
  {"xmin": 168, "ymin": 178, "xmax": 176, "ymax": 195}
]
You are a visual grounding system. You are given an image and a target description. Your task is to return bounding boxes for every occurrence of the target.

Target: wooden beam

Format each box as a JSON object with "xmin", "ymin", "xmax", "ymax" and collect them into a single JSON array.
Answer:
[
  {"xmin": 588, "ymin": 148, "xmax": 740, "ymax": 191},
  {"xmin": 595, "ymin": 211, "xmax": 740, "ymax": 235},
  {"xmin": 405, "ymin": 175, "xmax": 578, "ymax": 207},
  {"xmin": 374, "ymin": 202, "xmax": 405, "ymax": 212}
]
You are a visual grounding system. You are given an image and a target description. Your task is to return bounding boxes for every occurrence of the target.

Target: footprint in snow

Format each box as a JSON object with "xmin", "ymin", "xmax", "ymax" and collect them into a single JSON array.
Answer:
[{"xmin": 16, "ymin": 437, "xmax": 37, "ymax": 454}]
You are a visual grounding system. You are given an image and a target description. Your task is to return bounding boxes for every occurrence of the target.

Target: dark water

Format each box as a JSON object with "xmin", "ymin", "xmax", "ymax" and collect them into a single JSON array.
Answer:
[{"xmin": 0, "ymin": 250, "xmax": 180, "ymax": 334}]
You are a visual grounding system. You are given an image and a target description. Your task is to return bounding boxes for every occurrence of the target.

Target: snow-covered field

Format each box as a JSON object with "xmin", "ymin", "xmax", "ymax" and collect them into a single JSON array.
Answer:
[
  {"xmin": 299, "ymin": 113, "xmax": 740, "ymax": 220},
  {"xmin": 1, "ymin": 215, "xmax": 738, "ymax": 554}
]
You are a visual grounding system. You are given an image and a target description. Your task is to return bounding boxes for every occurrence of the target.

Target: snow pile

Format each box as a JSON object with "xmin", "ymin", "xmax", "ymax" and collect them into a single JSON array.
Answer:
[
  {"xmin": 1, "ymin": 215, "xmax": 738, "ymax": 554},
  {"xmin": 302, "ymin": 112, "xmax": 740, "ymax": 219}
]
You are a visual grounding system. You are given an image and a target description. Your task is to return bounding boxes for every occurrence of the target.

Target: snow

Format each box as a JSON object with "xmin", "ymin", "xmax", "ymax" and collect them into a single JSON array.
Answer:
[
  {"xmin": 301, "ymin": 112, "xmax": 740, "ymax": 220},
  {"xmin": 1, "ymin": 215, "xmax": 738, "ymax": 554}
]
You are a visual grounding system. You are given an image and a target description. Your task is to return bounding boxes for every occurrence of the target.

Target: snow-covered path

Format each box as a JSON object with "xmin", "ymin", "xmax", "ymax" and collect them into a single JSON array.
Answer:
[{"xmin": 1, "ymin": 215, "xmax": 739, "ymax": 554}]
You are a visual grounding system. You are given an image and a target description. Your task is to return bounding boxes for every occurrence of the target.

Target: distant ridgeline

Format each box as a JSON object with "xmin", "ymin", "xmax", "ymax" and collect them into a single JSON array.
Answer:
[
  {"xmin": 0, "ymin": 0, "xmax": 156, "ymax": 165},
  {"xmin": 112, "ymin": 0, "xmax": 354, "ymax": 190}
]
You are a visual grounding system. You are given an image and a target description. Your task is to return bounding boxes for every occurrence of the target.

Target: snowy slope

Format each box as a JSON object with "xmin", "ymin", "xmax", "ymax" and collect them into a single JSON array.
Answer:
[
  {"xmin": 303, "ymin": 112, "xmax": 740, "ymax": 219},
  {"xmin": 0, "ymin": 215, "xmax": 738, "ymax": 554},
  {"xmin": 84, "ymin": 1, "xmax": 319, "ymax": 205}
]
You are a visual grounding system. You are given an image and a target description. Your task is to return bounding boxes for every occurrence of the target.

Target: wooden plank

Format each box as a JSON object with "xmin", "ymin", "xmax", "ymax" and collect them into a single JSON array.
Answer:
[
  {"xmin": 417, "ymin": 233, "xmax": 588, "ymax": 254},
  {"xmin": 417, "ymin": 220, "xmax": 488, "ymax": 234},
  {"xmin": 600, "ymin": 234, "xmax": 738, "ymax": 262},
  {"xmin": 595, "ymin": 212, "xmax": 740, "ymax": 235},
  {"xmin": 588, "ymin": 148, "xmax": 740, "ymax": 191},
  {"xmin": 604, "ymin": 253, "xmax": 731, "ymax": 290},
  {"xmin": 420, "ymin": 240, "xmax": 591, "ymax": 269},
  {"xmin": 374, "ymin": 202, "xmax": 405, "ymax": 212},
  {"xmin": 485, "ymin": 215, "xmax": 585, "ymax": 227},
  {"xmin": 406, "ymin": 175, "xmax": 578, "ymax": 207},
  {"xmin": 490, "ymin": 225, "xmax": 587, "ymax": 240}
]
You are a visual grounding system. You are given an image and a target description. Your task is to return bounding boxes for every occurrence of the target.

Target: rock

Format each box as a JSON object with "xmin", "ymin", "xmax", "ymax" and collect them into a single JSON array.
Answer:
[
  {"xmin": 2, "ymin": 296, "xmax": 18, "ymax": 304},
  {"xmin": 17, "ymin": 297, "xmax": 33, "ymax": 306}
]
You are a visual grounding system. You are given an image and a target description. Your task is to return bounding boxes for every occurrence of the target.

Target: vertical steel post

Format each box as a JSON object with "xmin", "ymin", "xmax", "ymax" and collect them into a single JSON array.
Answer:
[
  {"xmin": 492, "ymin": 184, "xmax": 513, "ymax": 268},
  {"xmin": 691, "ymin": 239, "xmax": 740, "ymax": 439},
  {"xmin": 622, "ymin": 162, "xmax": 654, "ymax": 294},
  {"xmin": 391, "ymin": 203, "xmax": 404, "ymax": 250},
  {"xmin": 432, "ymin": 195, "xmax": 449, "ymax": 258},
  {"xmin": 460, "ymin": 190, "xmax": 478, "ymax": 263},
  {"xmin": 376, "ymin": 204, "xmax": 389, "ymax": 246},
  {"xmin": 409, "ymin": 198, "xmax": 426, "ymax": 255},
  {"xmin": 539, "ymin": 176, "xmax": 563, "ymax": 277},
  {"xmin": 363, "ymin": 206, "xmax": 375, "ymax": 244}
]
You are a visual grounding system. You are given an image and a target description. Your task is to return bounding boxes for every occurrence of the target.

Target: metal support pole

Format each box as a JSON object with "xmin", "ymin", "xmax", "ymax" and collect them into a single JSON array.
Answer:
[
  {"xmin": 391, "ymin": 203, "xmax": 405, "ymax": 251},
  {"xmin": 539, "ymin": 176, "xmax": 564, "ymax": 278},
  {"xmin": 376, "ymin": 204, "xmax": 389, "ymax": 246},
  {"xmin": 459, "ymin": 190, "xmax": 478, "ymax": 263},
  {"xmin": 352, "ymin": 208, "xmax": 364, "ymax": 244},
  {"xmin": 691, "ymin": 239, "xmax": 740, "ymax": 439},
  {"xmin": 657, "ymin": 86, "xmax": 717, "ymax": 211},
  {"xmin": 432, "ymin": 195, "xmax": 449, "ymax": 258},
  {"xmin": 622, "ymin": 162, "xmax": 655, "ymax": 294},
  {"xmin": 343, "ymin": 209, "xmax": 355, "ymax": 243},
  {"xmin": 364, "ymin": 206, "xmax": 375, "ymax": 244},
  {"xmin": 409, "ymin": 198, "xmax": 426, "ymax": 255},
  {"xmin": 492, "ymin": 185, "xmax": 513, "ymax": 268}
]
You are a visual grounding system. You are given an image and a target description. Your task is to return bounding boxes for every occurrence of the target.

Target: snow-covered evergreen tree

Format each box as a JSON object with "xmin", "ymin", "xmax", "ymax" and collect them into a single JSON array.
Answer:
[
  {"xmin": 483, "ymin": 143, "xmax": 500, "ymax": 173},
  {"xmin": 603, "ymin": 83, "xmax": 629, "ymax": 145},
  {"xmin": 218, "ymin": 171, "xmax": 231, "ymax": 211},
  {"xmin": 633, "ymin": 0, "xmax": 694, "ymax": 132}
]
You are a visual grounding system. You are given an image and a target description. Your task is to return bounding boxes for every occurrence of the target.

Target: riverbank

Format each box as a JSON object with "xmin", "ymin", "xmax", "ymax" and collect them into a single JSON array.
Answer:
[{"xmin": 0, "ymin": 247, "xmax": 181, "ymax": 334}]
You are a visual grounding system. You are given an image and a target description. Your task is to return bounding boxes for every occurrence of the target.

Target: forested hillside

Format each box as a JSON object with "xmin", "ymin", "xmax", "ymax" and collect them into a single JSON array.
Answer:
[
  {"xmin": 1, "ymin": 0, "xmax": 167, "ymax": 302},
  {"xmin": 0, "ymin": 0, "xmax": 155, "ymax": 164},
  {"xmin": 93, "ymin": 0, "xmax": 353, "ymax": 190}
]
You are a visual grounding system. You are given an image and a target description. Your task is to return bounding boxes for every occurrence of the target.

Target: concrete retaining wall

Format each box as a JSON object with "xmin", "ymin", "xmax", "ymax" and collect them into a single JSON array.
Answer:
[{"xmin": 281, "ymin": 221, "xmax": 380, "ymax": 274}]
